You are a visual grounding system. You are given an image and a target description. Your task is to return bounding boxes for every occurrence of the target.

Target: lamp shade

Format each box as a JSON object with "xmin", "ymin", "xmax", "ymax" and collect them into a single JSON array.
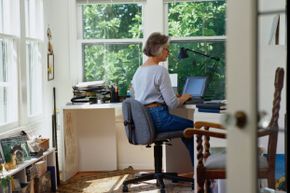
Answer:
[{"xmin": 177, "ymin": 47, "xmax": 189, "ymax": 59}]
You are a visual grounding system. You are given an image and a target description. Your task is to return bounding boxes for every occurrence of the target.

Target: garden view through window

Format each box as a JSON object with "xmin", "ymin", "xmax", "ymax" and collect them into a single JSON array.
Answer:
[{"xmin": 80, "ymin": 1, "xmax": 226, "ymax": 99}]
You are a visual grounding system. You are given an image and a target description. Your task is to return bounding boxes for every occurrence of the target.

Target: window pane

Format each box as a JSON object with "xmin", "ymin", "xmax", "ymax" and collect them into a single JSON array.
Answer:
[
  {"xmin": 0, "ymin": 38, "xmax": 17, "ymax": 126},
  {"xmin": 168, "ymin": 1, "xmax": 226, "ymax": 37},
  {"xmin": 25, "ymin": 0, "xmax": 44, "ymax": 39},
  {"xmin": 0, "ymin": 87, "xmax": 7, "ymax": 124},
  {"xmin": 83, "ymin": 43, "xmax": 142, "ymax": 96},
  {"xmin": 168, "ymin": 41, "xmax": 225, "ymax": 100},
  {"xmin": 26, "ymin": 40, "xmax": 42, "ymax": 116},
  {"xmin": 0, "ymin": 0, "xmax": 20, "ymax": 36},
  {"xmin": 0, "ymin": 39, "xmax": 7, "ymax": 82},
  {"xmin": 81, "ymin": 3, "xmax": 143, "ymax": 39},
  {"xmin": 0, "ymin": 0, "xmax": 3, "ymax": 32}
]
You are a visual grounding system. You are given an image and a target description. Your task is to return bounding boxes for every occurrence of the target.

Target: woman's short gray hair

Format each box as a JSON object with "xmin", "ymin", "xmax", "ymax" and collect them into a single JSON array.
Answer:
[{"xmin": 143, "ymin": 32, "xmax": 169, "ymax": 57}]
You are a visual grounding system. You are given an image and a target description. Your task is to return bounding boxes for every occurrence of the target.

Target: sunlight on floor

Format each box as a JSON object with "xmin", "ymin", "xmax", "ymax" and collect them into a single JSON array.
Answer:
[{"xmin": 83, "ymin": 175, "xmax": 126, "ymax": 192}]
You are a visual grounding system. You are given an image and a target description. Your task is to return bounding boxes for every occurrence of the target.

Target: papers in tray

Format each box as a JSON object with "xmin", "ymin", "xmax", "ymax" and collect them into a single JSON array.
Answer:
[{"xmin": 75, "ymin": 80, "xmax": 105, "ymax": 88}]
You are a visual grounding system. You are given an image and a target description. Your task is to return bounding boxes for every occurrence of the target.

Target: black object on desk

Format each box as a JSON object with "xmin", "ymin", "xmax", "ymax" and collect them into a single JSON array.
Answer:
[
  {"xmin": 196, "ymin": 102, "xmax": 226, "ymax": 113},
  {"xmin": 110, "ymin": 85, "xmax": 120, "ymax": 103},
  {"xmin": 184, "ymin": 97, "xmax": 204, "ymax": 104}
]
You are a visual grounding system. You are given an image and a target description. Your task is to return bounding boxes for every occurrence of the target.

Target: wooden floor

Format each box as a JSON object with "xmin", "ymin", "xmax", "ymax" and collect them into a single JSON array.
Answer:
[{"xmin": 57, "ymin": 169, "xmax": 194, "ymax": 193}]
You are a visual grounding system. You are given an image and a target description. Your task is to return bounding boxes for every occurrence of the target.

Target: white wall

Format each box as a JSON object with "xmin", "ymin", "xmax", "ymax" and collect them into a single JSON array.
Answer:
[{"xmin": 258, "ymin": 0, "xmax": 286, "ymax": 153}]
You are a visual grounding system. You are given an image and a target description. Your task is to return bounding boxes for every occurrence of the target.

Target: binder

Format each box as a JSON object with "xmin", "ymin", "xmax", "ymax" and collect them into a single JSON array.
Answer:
[
  {"xmin": 196, "ymin": 102, "xmax": 226, "ymax": 110},
  {"xmin": 198, "ymin": 108, "xmax": 223, "ymax": 113}
]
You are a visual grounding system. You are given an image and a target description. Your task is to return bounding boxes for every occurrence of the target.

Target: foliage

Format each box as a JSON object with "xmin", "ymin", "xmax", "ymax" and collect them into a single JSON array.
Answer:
[
  {"xmin": 168, "ymin": 2, "xmax": 225, "ymax": 37},
  {"xmin": 168, "ymin": 1, "xmax": 226, "ymax": 99},
  {"xmin": 82, "ymin": 4, "xmax": 142, "ymax": 95},
  {"xmin": 83, "ymin": 44, "xmax": 142, "ymax": 96},
  {"xmin": 82, "ymin": 4, "xmax": 142, "ymax": 39},
  {"xmin": 81, "ymin": 2, "xmax": 226, "ymax": 99},
  {"xmin": 1, "ymin": 176, "xmax": 12, "ymax": 189}
]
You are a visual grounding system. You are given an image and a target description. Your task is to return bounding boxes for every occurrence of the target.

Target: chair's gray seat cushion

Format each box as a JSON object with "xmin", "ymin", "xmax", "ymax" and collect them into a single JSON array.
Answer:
[{"xmin": 205, "ymin": 153, "xmax": 269, "ymax": 169}]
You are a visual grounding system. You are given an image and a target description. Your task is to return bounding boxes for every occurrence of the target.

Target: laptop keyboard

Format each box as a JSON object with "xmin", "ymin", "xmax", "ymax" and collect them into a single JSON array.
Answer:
[{"xmin": 185, "ymin": 98, "xmax": 204, "ymax": 104}]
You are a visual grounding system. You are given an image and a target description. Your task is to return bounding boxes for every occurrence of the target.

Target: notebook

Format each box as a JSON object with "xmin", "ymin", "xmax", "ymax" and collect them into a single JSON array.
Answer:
[{"xmin": 182, "ymin": 76, "xmax": 208, "ymax": 104}]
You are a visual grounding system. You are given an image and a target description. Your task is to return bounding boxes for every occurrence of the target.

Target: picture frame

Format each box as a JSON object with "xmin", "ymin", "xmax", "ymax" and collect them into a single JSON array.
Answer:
[
  {"xmin": 47, "ymin": 53, "xmax": 54, "ymax": 81},
  {"xmin": 0, "ymin": 136, "xmax": 31, "ymax": 165}
]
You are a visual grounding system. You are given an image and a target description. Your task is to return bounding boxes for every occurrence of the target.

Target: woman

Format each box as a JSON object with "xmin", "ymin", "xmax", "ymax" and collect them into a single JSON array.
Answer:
[{"xmin": 131, "ymin": 32, "xmax": 194, "ymax": 166}]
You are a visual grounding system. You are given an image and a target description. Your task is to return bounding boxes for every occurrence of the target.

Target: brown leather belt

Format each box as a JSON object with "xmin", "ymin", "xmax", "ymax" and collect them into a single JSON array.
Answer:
[{"xmin": 144, "ymin": 102, "xmax": 164, "ymax": 108}]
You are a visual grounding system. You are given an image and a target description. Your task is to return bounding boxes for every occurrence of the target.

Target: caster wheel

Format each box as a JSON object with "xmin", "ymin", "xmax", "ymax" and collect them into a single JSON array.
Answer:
[{"xmin": 122, "ymin": 185, "xmax": 128, "ymax": 192}]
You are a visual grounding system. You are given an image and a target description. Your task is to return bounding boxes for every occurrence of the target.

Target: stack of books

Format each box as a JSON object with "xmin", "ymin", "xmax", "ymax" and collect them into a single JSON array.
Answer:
[{"xmin": 196, "ymin": 102, "xmax": 226, "ymax": 113}]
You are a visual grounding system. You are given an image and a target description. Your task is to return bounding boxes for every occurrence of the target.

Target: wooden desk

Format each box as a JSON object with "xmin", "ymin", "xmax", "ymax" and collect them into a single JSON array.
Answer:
[
  {"xmin": 61, "ymin": 103, "xmax": 223, "ymax": 181},
  {"xmin": 62, "ymin": 103, "xmax": 119, "ymax": 181},
  {"xmin": 62, "ymin": 103, "xmax": 154, "ymax": 181}
]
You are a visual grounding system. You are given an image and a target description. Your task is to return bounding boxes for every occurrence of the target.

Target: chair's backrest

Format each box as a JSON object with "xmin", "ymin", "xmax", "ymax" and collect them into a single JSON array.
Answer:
[
  {"xmin": 266, "ymin": 67, "xmax": 284, "ymax": 169},
  {"xmin": 122, "ymin": 98, "xmax": 156, "ymax": 145}
]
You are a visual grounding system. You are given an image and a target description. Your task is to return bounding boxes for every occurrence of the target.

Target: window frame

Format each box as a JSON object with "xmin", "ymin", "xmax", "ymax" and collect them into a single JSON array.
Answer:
[
  {"xmin": 75, "ymin": 0, "xmax": 226, "ymax": 99},
  {"xmin": 76, "ymin": 2, "xmax": 145, "ymax": 84},
  {"xmin": 164, "ymin": 0, "xmax": 226, "ymax": 99},
  {"xmin": 0, "ymin": 0, "xmax": 45, "ymax": 132},
  {"xmin": 24, "ymin": 0, "xmax": 44, "ymax": 120},
  {"xmin": 0, "ymin": 34, "xmax": 19, "ymax": 131},
  {"xmin": 25, "ymin": 38, "xmax": 43, "ymax": 118}
]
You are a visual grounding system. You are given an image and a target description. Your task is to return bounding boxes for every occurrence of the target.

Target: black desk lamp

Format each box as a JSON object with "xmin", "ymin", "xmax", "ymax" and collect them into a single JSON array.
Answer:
[{"xmin": 178, "ymin": 47, "xmax": 220, "ymax": 61}]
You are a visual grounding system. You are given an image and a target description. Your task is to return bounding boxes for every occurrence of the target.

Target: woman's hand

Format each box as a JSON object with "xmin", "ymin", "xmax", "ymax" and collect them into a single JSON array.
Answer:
[{"xmin": 178, "ymin": 93, "xmax": 192, "ymax": 104}]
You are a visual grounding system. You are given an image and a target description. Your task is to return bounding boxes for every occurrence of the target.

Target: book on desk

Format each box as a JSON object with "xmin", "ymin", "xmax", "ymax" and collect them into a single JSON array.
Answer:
[{"xmin": 196, "ymin": 102, "xmax": 226, "ymax": 113}]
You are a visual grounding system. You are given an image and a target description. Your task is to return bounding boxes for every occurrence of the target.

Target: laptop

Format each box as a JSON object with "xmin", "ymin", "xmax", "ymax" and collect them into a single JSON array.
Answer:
[{"xmin": 182, "ymin": 76, "xmax": 208, "ymax": 104}]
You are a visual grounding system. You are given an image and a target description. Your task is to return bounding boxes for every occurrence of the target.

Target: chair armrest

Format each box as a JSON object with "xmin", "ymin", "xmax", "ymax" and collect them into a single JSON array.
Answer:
[
  {"xmin": 195, "ymin": 121, "xmax": 225, "ymax": 130},
  {"xmin": 257, "ymin": 127, "xmax": 276, "ymax": 137},
  {"xmin": 183, "ymin": 128, "xmax": 226, "ymax": 139}
]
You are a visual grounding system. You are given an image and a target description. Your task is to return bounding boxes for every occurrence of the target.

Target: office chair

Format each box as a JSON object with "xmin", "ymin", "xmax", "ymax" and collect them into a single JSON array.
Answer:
[
  {"xmin": 183, "ymin": 67, "xmax": 284, "ymax": 193},
  {"xmin": 122, "ymin": 98, "xmax": 194, "ymax": 193}
]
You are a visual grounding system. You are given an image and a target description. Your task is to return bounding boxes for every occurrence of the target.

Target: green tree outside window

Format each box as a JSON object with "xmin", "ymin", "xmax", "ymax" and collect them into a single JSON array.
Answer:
[{"xmin": 81, "ymin": 1, "xmax": 226, "ymax": 99}]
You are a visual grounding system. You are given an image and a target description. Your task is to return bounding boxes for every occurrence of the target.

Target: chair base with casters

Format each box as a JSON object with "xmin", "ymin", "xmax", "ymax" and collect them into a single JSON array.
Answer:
[{"xmin": 122, "ymin": 141, "xmax": 194, "ymax": 193}]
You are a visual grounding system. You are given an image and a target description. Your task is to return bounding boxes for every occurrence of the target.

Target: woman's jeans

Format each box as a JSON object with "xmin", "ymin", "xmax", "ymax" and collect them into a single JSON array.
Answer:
[{"xmin": 147, "ymin": 105, "xmax": 194, "ymax": 166}]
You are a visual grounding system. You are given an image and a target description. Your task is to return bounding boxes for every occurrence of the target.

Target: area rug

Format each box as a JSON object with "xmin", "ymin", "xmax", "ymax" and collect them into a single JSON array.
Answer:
[{"xmin": 57, "ymin": 167, "xmax": 194, "ymax": 193}]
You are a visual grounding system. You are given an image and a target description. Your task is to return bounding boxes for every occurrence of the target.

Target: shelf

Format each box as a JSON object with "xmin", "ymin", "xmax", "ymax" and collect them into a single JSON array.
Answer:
[{"xmin": 1, "ymin": 148, "xmax": 55, "ymax": 178}]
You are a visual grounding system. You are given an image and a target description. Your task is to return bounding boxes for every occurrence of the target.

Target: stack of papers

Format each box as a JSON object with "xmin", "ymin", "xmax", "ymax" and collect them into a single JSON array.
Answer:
[{"xmin": 75, "ymin": 81, "xmax": 105, "ymax": 88}]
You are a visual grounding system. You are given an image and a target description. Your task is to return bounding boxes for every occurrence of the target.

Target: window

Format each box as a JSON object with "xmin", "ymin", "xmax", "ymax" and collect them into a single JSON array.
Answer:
[
  {"xmin": 78, "ymin": 0, "xmax": 226, "ymax": 99},
  {"xmin": 26, "ymin": 40, "xmax": 42, "ymax": 116},
  {"xmin": 25, "ymin": 0, "xmax": 44, "ymax": 117},
  {"xmin": 166, "ymin": 1, "xmax": 226, "ymax": 100},
  {"xmin": 78, "ymin": 2, "xmax": 143, "ymax": 96},
  {"xmin": 0, "ymin": 0, "xmax": 19, "ymax": 128},
  {"xmin": 0, "ymin": 38, "xmax": 18, "ymax": 126}
]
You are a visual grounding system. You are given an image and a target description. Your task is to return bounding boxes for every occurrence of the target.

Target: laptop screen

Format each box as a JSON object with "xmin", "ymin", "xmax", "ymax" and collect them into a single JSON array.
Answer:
[{"xmin": 182, "ymin": 76, "xmax": 208, "ymax": 98}]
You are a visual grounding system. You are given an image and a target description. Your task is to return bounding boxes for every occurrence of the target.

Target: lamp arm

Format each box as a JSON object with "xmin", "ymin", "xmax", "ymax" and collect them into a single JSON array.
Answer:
[{"xmin": 186, "ymin": 48, "xmax": 220, "ymax": 61}]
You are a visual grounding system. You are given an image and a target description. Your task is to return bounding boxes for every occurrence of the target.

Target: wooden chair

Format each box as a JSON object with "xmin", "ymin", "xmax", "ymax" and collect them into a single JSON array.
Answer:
[{"xmin": 183, "ymin": 67, "xmax": 284, "ymax": 193}]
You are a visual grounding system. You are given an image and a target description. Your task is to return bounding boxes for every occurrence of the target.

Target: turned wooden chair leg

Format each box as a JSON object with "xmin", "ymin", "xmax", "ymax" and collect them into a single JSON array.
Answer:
[{"xmin": 267, "ymin": 175, "xmax": 276, "ymax": 189}]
